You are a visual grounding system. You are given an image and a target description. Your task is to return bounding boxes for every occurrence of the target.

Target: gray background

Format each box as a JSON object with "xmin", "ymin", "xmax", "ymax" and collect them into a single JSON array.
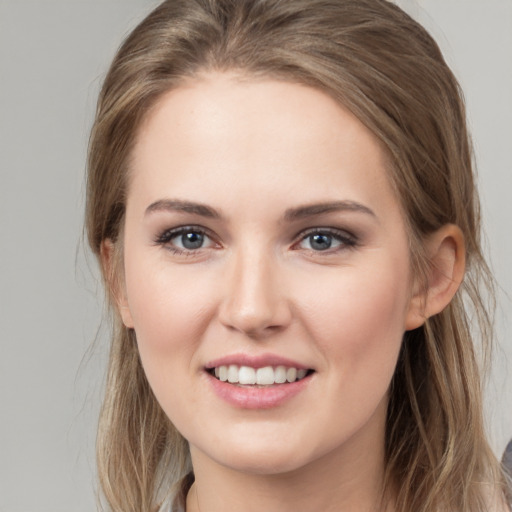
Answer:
[{"xmin": 0, "ymin": 1, "xmax": 510, "ymax": 511}]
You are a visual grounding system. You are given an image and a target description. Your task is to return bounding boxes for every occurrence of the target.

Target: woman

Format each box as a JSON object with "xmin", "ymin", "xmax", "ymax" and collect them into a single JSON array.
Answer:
[{"xmin": 85, "ymin": 0, "xmax": 510, "ymax": 510}]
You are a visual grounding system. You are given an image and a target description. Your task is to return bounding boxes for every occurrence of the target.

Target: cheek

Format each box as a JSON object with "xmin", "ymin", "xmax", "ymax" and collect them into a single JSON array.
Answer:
[
  {"xmin": 286, "ymin": 262, "xmax": 410, "ymax": 449},
  {"xmin": 124, "ymin": 256, "xmax": 209, "ymax": 349},
  {"xmin": 121, "ymin": 248, "xmax": 218, "ymax": 405},
  {"xmin": 296, "ymin": 261, "xmax": 410, "ymax": 375},
  {"xmin": 122, "ymin": 266, "xmax": 213, "ymax": 430}
]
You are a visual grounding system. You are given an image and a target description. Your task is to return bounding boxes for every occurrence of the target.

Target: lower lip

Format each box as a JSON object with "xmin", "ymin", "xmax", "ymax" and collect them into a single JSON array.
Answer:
[{"xmin": 205, "ymin": 372, "xmax": 312, "ymax": 409}]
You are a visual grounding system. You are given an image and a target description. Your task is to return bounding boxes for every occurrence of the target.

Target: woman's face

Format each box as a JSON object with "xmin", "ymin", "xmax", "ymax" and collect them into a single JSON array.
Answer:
[{"xmin": 118, "ymin": 73, "xmax": 422, "ymax": 475}]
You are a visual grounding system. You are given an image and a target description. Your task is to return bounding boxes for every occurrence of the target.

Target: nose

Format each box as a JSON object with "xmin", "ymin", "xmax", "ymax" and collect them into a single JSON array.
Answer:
[{"xmin": 218, "ymin": 249, "xmax": 292, "ymax": 338}]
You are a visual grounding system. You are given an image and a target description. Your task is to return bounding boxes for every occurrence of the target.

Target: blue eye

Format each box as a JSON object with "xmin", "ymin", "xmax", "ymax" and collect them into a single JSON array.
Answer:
[
  {"xmin": 156, "ymin": 227, "xmax": 215, "ymax": 253},
  {"xmin": 307, "ymin": 233, "xmax": 335, "ymax": 251},
  {"xmin": 297, "ymin": 229, "xmax": 356, "ymax": 252},
  {"xmin": 178, "ymin": 231, "xmax": 206, "ymax": 250}
]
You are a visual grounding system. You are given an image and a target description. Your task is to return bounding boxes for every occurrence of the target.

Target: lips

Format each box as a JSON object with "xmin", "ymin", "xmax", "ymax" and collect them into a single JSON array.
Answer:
[{"xmin": 204, "ymin": 354, "xmax": 314, "ymax": 408}]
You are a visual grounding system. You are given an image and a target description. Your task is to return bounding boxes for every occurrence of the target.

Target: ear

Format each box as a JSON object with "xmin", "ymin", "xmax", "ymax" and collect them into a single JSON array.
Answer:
[
  {"xmin": 405, "ymin": 224, "xmax": 465, "ymax": 330},
  {"xmin": 100, "ymin": 239, "xmax": 135, "ymax": 329}
]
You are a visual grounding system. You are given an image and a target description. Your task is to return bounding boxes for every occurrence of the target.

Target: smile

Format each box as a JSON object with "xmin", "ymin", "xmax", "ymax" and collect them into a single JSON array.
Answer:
[
  {"xmin": 209, "ymin": 365, "xmax": 311, "ymax": 386},
  {"xmin": 205, "ymin": 357, "xmax": 315, "ymax": 408}
]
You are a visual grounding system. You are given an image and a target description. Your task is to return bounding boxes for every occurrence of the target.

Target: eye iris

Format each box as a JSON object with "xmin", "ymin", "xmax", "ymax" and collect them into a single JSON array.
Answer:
[
  {"xmin": 182, "ymin": 232, "xmax": 204, "ymax": 249},
  {"xmin": 310, "ymin": 234, "xmax": 332, "ymax": 250}
]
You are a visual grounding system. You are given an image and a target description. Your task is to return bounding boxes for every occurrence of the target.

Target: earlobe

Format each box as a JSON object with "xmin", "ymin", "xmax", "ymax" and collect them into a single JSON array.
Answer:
[
  {"xmin": 100, "ymin": 239, "xmax": 135, "ymax": 329},
  {"xmin": 405, "ymin": 224, "xmax": 465, "ymax": 330}
]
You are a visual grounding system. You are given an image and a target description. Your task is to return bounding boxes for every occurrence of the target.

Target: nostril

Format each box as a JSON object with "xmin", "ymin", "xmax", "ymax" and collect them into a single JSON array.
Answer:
[
  {"xmin": 219, "ymin": 304, "xmax": 293, "ymax": 338},
  {"xmin": 217, "ymin": 260, "xmax": 292, "ymax": 336}
]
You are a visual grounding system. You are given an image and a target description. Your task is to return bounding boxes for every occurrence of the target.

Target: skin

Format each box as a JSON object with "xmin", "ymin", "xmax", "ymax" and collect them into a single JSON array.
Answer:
[{"xmin": 106, "ymin": 72, "xmax": 464, "ymax": 512}]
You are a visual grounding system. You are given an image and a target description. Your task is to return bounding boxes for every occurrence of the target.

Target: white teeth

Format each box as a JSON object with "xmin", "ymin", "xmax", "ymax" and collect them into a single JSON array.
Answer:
[
  {"xmin": 256, "ymin": 366, "xmax": 274, "ymax": 385},
  {"xmin": 227, "ymin": 364, "xmax": 239, "ymax": 383},
  {"xmin": 239, "ymin": 366, "xmax": 257, "ymax": 385},
  {"xmin": 211, "ymin": 365, "xmax": 310, "ymax": 385},
  {"xmin": 286, "ymin": 367, "xmax": 297, "ymax": 383},
  {"xmin": 274, "ymin": 366, "xmax": 287, "ymax": 384}
]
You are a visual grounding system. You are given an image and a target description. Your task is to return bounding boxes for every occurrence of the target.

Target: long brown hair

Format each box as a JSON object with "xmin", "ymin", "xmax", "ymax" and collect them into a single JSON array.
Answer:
[{"xmin": 86, "ymin": 1, "xmax": 509, "ymax": 510}]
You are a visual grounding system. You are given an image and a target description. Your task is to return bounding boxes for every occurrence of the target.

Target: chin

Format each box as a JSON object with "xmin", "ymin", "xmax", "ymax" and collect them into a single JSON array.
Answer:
[
  {"xmin": 191, "ymin": 429, "xmax": 327, "ymax": 477},
  {"xmin": 218, "ymin": 449, "xmax": 311, "ymax": 476}
]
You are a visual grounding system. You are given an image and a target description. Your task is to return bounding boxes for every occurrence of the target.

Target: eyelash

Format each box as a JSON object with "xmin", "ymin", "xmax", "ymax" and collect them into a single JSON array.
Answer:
[
  {"xmin": 154, "ymin": 225, "xmax": 358, "ymax": 256},
  {"xmin": 294, "ymin": 228, "xmax": 358, "ymax": 253},
  {"xmin": 154, "ymin": 226, "xmax": 216, "ymax": 256}
]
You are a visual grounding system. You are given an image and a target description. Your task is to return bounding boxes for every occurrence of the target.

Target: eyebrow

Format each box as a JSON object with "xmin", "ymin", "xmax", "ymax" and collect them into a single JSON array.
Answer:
[
  {"xmin": 144, "ymin": 198, "xmax": 376, "ymax": 221},
  {"xmin": 145, "ymin": 199, "xmax": 222, "ymax": 219},
  {"xmin": 283, "ymin": 201, "xmax": 376, "ymax": 222}
]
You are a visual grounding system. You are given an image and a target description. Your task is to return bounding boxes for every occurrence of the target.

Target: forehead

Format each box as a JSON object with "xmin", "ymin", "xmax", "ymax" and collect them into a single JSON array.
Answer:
[{"xmin": 128, "ymin": 72, "xmax": 399, "ymax": 220}]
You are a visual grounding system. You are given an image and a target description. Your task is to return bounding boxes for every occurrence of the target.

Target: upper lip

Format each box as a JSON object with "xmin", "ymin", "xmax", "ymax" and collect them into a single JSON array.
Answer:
[{"xmin": 205, "ymin": 353, "xmax": 311, "ymax": 370}]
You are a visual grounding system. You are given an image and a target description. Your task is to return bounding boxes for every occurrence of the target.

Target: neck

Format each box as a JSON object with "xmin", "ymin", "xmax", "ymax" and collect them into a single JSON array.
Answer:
[{"xmin": 186, "ymin": 401, "xmax": 393, "ymax": 512}]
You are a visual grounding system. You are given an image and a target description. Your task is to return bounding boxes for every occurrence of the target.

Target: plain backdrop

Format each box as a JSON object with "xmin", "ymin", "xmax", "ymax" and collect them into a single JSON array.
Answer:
[{"xmin": 0, "ymin": 1, "xmax": 510, "ymax": 511}]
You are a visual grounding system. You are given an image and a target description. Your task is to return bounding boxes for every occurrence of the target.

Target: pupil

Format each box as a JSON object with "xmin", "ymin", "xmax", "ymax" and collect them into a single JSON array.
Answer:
[
  {"xmin": 182, "ymin": 232, "xmax": 204, "ymax": 249},
  {"xmin": 310, "ymin": 234, "xmax": 332, "ymax": 250}
]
